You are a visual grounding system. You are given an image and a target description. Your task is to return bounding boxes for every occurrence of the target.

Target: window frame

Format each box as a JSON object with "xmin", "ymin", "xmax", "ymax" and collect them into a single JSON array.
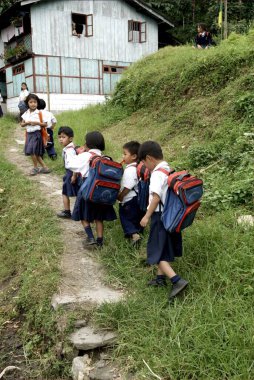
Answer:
[
  {"xmin": 128, "ymin": 19, "xmax": 147, "ymax": 43},
  {"xmin": 71, "ymin": 12, "xmax": 93, "ymax": 38},
  {"xmin": 12, "ymin": 63, "xmax": 25, "ymax": 76},
  {"xmin": 103, "ymin": 65, "xmax": 126, "ymax": 74}
]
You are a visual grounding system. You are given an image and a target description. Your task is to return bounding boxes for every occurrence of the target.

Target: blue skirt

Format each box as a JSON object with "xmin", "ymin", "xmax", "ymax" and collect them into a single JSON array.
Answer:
[
  {"xmin": 62, "ymin": 169, "xmax": 80, "ymax": 197},
  {"xmin": 147, "ymin": 212, "xmax": 182, "ymax": 265},
  {"xmin": 119, "ymin": 196, "xmax": 144, "ymax": 237},
  {"xmin": 72, "ymin": 179, "xmax": 117, "ymax": 223},
  {"xmin": 25, "ymin": 130, "xmax": 45, "ymax": 156}
]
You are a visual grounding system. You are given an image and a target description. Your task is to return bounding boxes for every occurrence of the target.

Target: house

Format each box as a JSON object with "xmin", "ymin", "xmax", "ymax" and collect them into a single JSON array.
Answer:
[{"xmin": 0, "ymin": 0, "xmax": 174, "ymax": 113}]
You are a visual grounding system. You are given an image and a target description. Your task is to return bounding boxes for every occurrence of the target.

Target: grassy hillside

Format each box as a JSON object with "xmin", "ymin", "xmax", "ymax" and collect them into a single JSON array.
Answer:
[
  {"xmin": 52, "ymin": 32, "xmax": 254, "ymax": 380},
  {"xmin": 1, "ymin": 30, "xmax": 253, "ymax": 379}
]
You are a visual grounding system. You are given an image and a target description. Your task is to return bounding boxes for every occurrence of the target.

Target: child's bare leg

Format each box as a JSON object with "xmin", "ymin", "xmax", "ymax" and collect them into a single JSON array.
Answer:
[
  {"xmin": 31, "ymin": 154, "xmax": 38, "ymax": 167},
  {"xmin": 158, "ymin": 261, "xmax": 176, "ymax": 279},
  {"xmin": 36, "ymin": 155, "xmax": 47, "ymax": 168},
  {"xmin": 63, "ymin": 195, "xmax": 70, "ymax": 211}
]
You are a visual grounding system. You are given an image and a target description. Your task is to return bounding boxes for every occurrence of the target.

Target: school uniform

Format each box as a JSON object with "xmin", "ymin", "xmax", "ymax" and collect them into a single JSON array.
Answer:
[
  {"xmin": 62, "ymin": 143, "xmax": 80, "ymax": 197},
  {"xmin": 65, "ymin": 149, "xmax": 117, "ymax": 223},
  {"xmin": 22, "ymin": 109, "xmax": 46, "ymax": 156},
  {"xmin": 119, "ymin": 163, "xmax": 143, "ymax": 237},
  {"xmin": 147, "ymin": 161, "xmax": 182, "ymax": 265},
  {"xmin": 42, "ymin": 110, "xmax": 57, "ymax": 158}
]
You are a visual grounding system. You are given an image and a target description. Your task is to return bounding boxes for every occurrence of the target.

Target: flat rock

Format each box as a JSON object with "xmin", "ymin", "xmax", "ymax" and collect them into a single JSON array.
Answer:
[
  {"xmin": 51, "ymin": 287, "xmax": 123, "ymax": 310},
  {"xmin": 89, "ymin": 366, "xmax": 118, "ymax": 380},
  {"xmin": 69, "ymin": 326, "xmax": 117, "ymax": 350}
]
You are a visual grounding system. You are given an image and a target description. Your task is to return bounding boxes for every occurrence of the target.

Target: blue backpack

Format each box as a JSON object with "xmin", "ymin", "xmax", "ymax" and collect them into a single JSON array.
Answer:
[
  {"xmin": 81, "ymin": 155, "xmax": 123, "ymax": 205},
  {"xmin": 158, "ymin": 169, "xmax": 203, "ymax": 233}
]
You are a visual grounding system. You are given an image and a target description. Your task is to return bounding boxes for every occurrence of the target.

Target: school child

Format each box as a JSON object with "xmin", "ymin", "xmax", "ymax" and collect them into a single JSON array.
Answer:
[
  {"xmin": 18, "ymin": 82, "xmax": 29, "ymax": 118},
  {"xmin": 65, "ymin": 131, "xmax": 117, "ymax": 248},
  {"xmin": 118, "ymin": 141, "xmax": 143, "ymax": 246},
  {"xmin": 38, "ymin": 99, "xmax": 57, "ymax": 160},
  {"xmin": 139, "ymin": 141, "xmax": 188, "ymax": 300},
  {"xmin": 57, "ymin": 126, "xmax": 80, "ymax": 218},
  {"xmin": 20, "ymin": 93, "xmax": 51, "ymax": 176}
]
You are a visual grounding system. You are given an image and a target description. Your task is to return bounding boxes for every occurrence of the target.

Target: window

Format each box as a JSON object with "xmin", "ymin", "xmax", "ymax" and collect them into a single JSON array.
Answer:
[
  {"xmin": 103, "ymin": 66, "xmax": 125, "ymax": 74},
  {"xmin": 72, "ymin": 13, "xmax": 93, "ymax": 38},
  {"xmin": 128, "ymin": 20, "xmax": 146, "ymax": 43},
  {"xmin": 12, "ymin": 63, "xmax": 25, "ymax": 76}
]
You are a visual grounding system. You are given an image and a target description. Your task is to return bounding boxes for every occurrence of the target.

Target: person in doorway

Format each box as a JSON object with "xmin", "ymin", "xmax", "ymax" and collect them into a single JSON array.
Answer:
[
  {"xmin": 18, "ymin": 82, "xmax": 29, "ymax": 118},
  {"xmin": 193, "ymin": 23, "xmax": 213, "ymax": 49}
]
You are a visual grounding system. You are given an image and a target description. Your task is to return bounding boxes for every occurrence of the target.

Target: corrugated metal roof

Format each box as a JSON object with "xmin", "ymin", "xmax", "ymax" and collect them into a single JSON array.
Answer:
[{"xmin": 20, "ymin": 0, "xmax": 174, "ymax": 27}]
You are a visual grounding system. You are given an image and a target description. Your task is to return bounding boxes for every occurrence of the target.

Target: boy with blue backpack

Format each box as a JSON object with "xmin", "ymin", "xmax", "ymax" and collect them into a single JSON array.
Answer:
[
  {"xmin": 139, "ymin": 141, "xmax": 188, "ymax": 300},
  {"xmin": 118, "ymin": 141, "xmax": 144, "ymax": 246}
]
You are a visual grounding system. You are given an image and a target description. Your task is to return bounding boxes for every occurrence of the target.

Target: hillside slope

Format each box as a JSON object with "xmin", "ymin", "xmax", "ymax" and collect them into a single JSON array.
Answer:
[{"xmin": 49, "ymin": 32, "xmax": 254, "ymax": 379}]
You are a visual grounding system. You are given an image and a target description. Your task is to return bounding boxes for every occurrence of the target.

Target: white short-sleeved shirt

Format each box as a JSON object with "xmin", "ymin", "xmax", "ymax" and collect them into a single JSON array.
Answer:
[
  {"xmin": 65, "ymin": 148, "xmax": 102, "ymax": 178},
  {"xmin": 21, "ymin": 109, "xmax": 47, "ymax": 133},
  {"xmin": 120, "ymin": 163, "xmax": 138, "ymax": 204},
  {"xmin": 41, "ymin": 110, "xmax": 57, "ymax": 129},
  {"xmin": 19, "ymin": 89, "xmax": 29, "ymax": 102},
  {"xmin": 62, "ymin": 142, "xmax": 76, "ymax": 168},
  {"xmin": 149, "ymin": 161, "xmax": 170, "ymax": 212}
]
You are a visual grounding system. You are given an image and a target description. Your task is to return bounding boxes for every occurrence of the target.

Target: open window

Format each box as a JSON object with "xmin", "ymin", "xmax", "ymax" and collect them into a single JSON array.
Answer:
[
  {"xmin": 128, "ymin": 20, "xmax": 147, "ymax": 43},
  {"xmin": 72, "ymin": 13, "xmax": 93, "ymax": 38}
]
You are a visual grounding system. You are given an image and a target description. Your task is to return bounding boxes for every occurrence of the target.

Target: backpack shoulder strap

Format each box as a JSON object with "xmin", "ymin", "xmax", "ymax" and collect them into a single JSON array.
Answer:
[
  {"xmin": 38, "ymin": 111, "xmax": 43, "ymax": 124},
  {"xmin": 156, "ymin": 168, "xmax": 170, "ymax": 176}
]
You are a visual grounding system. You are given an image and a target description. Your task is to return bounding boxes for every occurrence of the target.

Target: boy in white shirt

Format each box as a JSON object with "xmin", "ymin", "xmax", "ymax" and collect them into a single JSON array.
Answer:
[
  {"xmin": 139, "ymin": 141, "xmax": 188, "ymax": 300},
  {"xmin": 118, "ymin": 141, "xmax": 143, "ymax": 246}
]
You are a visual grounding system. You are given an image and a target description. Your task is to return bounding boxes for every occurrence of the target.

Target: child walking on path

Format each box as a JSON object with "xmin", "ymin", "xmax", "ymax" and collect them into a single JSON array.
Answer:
[
  {"xmin": 20, "ymin": 93, "xmax": 51, "ymax": 176},
  {"xmin": 65, "ymin": 131, "xmax": 117, "ymax": 248},
  {"xmin": 139, "ymin": 141, "xmax": 188, "ymax": 300},
  {"xmin": 118, "ymin": 141, "xmax": 143, "ymax": 246},
  {"xmin": 38, "ymin": 99, "xmax": 57, "ymax": 160},
  {"xmin": 57, "ymin": 126, "xmax": 80, "ymax": 218}
]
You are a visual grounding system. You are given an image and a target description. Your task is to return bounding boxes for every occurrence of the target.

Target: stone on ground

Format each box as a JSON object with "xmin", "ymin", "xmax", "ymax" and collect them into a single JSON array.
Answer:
[{"xmin": 69, "ymin": 326, "xmax": 117, "ymax": 350}]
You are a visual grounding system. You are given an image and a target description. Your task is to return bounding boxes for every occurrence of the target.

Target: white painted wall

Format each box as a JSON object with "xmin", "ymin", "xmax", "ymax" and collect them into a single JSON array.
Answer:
[
  {"xmin": 31, "ymin": 0, "xmax": 158, "ymax": 62},
  {"xmin": 7, "ymin": 93, "xmax": 106, "ymax": 114}
]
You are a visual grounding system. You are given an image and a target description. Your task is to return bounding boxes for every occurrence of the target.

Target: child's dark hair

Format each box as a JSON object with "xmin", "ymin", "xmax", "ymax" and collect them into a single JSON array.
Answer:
[
  {"xmin": 21, "ymin": 82, "xmax": 28, "ymax": 90},
  {"xmin": 58, "ymin": 126, "xmax": 74, "ymax": 138},
  {"xmin": 198, "ymin": 23, "xmax": 207, "ymax": 31},
  {"xmin": 38, "ymin": 98, "xmax": 46, "ymax": 110},
  {"xmin": 138, "ymin": 141, "xmax": 163, "ymax": 160},
  {"xmin": 85, "ymin": 131, "xmax": 105, "ymax": 151},
  {"xmin": 25, "ymin": 93, "xmax": 39, "ymax": 106},
  {"xmin": 123, "ymin": 141, "xmax": 140, "ymax": 157}
]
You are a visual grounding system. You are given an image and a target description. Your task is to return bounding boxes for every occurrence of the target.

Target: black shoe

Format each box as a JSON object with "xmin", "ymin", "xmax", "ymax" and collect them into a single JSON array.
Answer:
[
  {"xmin": 57, "ymin": 210, "xmax": 71, "ymax": 218},
  {"xmin": 169, "ymin": 279, "xmax": 188, "ymax": 299},
  {"xmin": 50, "ymin": 154, "xmax": 57, "ymax": 160},
  {"xmin": 148, "ymin": 277, "xmax": 167, "ymax": 287}
]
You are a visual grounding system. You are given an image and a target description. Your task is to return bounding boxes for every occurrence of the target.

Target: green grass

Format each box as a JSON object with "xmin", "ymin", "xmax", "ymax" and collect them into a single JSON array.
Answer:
[{"xmin": 0, "ymin": 115, "xmax": 70, "ymax": 378}]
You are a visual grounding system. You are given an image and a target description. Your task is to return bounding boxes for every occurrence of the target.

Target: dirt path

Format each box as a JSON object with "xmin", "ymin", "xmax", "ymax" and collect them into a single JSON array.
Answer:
[{"xmin": 6, "ymin": 127, "xmax": 123, "ymax": 311}]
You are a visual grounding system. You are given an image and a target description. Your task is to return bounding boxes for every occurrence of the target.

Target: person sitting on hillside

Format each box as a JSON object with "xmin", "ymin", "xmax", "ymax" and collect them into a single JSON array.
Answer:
[{"xmin": 193, "ymin": 23, "xmax": 213, "ymax": 49}]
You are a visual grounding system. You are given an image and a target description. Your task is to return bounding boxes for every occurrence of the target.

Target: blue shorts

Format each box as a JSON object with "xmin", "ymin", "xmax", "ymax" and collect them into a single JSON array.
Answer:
[{"xmin": 147, "ymin": 212, "xmax": 182, "ymax": 265}]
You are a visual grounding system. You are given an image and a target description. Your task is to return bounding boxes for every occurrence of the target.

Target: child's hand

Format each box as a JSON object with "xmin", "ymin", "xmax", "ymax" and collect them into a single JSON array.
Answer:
[
  {"xmin": 71, "ymin": 175, "xmax": 76, "ymax": 184},
  {"xmin": 140, "ymin": 215, "xmax": 149, "ymax": 228}
]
